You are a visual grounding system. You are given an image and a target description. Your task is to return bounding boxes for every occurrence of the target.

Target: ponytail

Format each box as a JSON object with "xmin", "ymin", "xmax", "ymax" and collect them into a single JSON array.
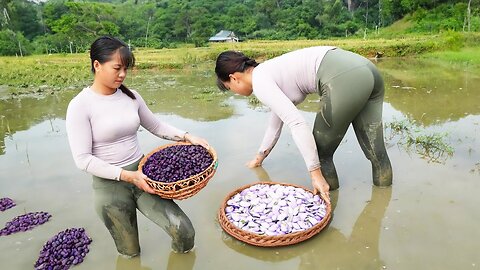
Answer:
[{"xmin": 119, "ymin": 84, "xmax": 136, "ymax": 99}]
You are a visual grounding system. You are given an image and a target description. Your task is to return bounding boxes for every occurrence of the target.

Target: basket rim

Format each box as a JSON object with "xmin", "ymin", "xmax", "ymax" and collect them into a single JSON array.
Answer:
[
  {"xmin": 218, "ymin": 181, "xmax": 332, "ymax": 247},
  {"xmin": 148, "ymin": 168, "xmax": 216, "ymax": 200},
  {"xmin": 138, "ymin": 141, "xmax": 218, "ymax": 186}
]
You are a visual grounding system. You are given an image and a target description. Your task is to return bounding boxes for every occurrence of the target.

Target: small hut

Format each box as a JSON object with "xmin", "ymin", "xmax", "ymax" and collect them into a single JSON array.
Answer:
[{"xmin": 208, "ymin": 30, "xmax": 239, "ymax": 42}]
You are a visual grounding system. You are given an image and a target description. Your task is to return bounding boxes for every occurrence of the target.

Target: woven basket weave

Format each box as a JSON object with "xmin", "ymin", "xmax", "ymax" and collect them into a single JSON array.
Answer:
[
  {"xmin": 138, "ymin": 142, "xmax": 218, "ymax": 200},
  {"xmin": 218, "ymin": 182, "xmax": 331, "ymax": 247}
]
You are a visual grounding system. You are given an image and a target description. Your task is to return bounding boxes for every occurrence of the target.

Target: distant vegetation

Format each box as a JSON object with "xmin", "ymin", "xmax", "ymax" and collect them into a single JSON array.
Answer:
[
  {"xmin": 2, "ymin": 36, "xmax": 479, "ymax": 96},
  {"xmin": 0, "ymin": 0, "xmax": 479, "ymax": 56}
]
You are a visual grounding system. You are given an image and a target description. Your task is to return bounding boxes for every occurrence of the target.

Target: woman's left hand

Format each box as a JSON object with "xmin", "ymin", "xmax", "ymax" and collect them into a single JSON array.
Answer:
[
  {"xmin": 310, "ymin": 169, "xmax": 331, "ymax": 205},
  {"xmin": 184, "ymin": 133, "xmax": 210, "ymax": 149}
]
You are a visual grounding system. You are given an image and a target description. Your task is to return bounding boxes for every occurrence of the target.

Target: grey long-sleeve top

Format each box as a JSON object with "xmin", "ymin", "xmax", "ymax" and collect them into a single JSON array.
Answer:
[
  {"xmin": 252, "ymin": 46, "xmax": 336, "ymax": 171},
  {"xmin": 66, "ymin": 87, "xmax": 187, "ymax": 180}
]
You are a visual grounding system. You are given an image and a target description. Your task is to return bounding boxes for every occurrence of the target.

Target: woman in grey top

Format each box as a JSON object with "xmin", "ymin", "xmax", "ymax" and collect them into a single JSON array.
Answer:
[
  {"xmin": 67, "ymin": 36, "xmax": 210, "ymax": 257},
  {"xmin": 214, "ymin": 46, "xmax": 393, "ymax": 204}
]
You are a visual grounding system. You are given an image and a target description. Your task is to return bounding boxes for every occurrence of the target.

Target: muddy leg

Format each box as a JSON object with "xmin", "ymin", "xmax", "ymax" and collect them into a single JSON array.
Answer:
[
  {"xmin": 136, "ymin": 192, "xmax": 195, "ymax": 253},
  {"xmin": 353, "ymin": 117, "xmax": 393, "ymax": 186},
  {"xmin": 313, "ymin": 96, "xmax": 353, "ymax": 191},
  {"xmin": 315, "ymin": 49, "xmax": 382, "ymax": 190},
  {"xmin": 93, "ymin": 183, "xmax": 140, "ymax": 257},
  {"xmin": 314, "ymin": 71, "xmax": 374, "ymax": 190},
  {"xmin": 352, "ymin": 63, "xmax": 393, "ymax": 187}
]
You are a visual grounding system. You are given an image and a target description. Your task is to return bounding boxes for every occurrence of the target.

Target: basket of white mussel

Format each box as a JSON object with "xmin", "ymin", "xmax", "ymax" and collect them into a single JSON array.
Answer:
[{"xmin": 218, "ymin": 182, "xmax": 332, "ymax": 247}]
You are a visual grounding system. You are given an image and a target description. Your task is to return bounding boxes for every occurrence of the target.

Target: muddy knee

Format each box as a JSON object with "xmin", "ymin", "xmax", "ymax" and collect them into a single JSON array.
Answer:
[
  {"xmin": 101, "ymin": 204, "xmax": 140, "ymax": 257},
  {"xmin": 169, "ymin": 218, "xmax": 195, "ymax": 253}
]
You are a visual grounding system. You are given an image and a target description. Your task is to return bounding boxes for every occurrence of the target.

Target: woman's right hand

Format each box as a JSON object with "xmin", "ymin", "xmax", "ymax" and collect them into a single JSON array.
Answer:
[
  {"xmin": 246, "ymin": 153, "xmax": 265, "ymax": 168},
  {"xmin": 120, "ymin": 170, "xmax": 156, "ymax": 194}
]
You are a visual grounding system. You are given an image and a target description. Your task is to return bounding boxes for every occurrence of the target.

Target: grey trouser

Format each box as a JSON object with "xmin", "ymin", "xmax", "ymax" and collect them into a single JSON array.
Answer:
[
  {"xmin": 92, "ymin": 159, "xmax": 195, "ymax": 256},
  {"xmin": 314, "ymin": 48, "xmax": 393, "ymax": 190}
]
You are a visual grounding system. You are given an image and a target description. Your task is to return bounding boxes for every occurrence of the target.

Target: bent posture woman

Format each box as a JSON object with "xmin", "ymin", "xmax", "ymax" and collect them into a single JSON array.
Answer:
[
  {"xmin": 215, "ymin": 46, "xmax": 393, "ymax": 204},
  {"xmin": 66, "ymin": 36, "xmax": 209, "ymax": 257}
]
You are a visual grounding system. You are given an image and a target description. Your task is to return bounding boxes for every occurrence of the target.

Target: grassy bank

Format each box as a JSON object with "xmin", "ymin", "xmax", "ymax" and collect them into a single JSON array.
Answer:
[
  {"xmin": 421, "ymin": 47, "xmax": 480, "ymax": 72},
  {"xmin": 0, "ymin": 33, "xmax": 479, "ymax": 96}
]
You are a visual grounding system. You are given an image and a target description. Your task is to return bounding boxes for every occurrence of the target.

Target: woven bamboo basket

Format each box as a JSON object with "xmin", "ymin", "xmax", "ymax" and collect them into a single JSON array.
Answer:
[
  {"xmin": 218, "ymin": 182, "xmax": 331, "ymax": 247},
  {"xmin": 138, "ymin": 142, "xmax": 218, "ymax": 200}
]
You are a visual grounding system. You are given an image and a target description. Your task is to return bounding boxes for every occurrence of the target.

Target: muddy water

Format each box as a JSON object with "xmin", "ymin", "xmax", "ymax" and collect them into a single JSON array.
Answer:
[{"xmin": 0, "ymin": 59, "xmax": 479, "ymax": 270}]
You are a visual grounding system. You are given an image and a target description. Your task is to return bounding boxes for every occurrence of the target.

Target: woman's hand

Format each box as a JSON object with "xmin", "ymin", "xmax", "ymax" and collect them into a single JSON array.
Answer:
[
  {"xmin": 120, "ymin": 170, "xmax": 156, "ymax": 194},
  {"xmin": 246, "ymin": 153, "xmax": 265, "ymax": 168},
  {"xmin": 310, "ymin": 169, "xmax": 331, "ymax": 205},
  {"xmin": 184, "ymin": 133, "xmax": 210, "ymax": 149}
]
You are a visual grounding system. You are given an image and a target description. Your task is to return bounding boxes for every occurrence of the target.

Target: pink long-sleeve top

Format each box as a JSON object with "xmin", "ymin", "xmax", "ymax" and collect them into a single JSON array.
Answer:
[
  {"xmin": 66, "ymin": 87, "xmax": 187, "ymax": 180},
  {"xmin": 252, "ymin": 46, "xmax": 336, "ymax": 171}
]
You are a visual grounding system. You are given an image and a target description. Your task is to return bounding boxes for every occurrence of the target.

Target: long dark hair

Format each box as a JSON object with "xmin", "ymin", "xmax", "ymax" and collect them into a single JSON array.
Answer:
[
  {"xmin": 89, "ymin": 36, "xmax": 136, "ymax": 99},
  {"xmin": 215, "ymin": 50, "xmax": 259, "ymax": 91}
]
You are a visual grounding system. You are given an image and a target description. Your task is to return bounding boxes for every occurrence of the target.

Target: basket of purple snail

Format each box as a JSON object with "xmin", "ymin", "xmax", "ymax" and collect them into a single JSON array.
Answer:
[
  {"xmin": 139, "ymin": 142, "xmax": 218, "ymax": 200},
  {"xmin": 218, "ymin": 182, "xmax": 331, "ymax": 247}
]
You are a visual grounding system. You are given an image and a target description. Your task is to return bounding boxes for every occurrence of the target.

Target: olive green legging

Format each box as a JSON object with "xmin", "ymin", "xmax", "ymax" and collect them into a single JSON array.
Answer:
[
  {"xmin": 314, "ymin": 48, "xmax": 393, "ymax": 190},
  {"xmin": 92, "ymin": 158, "xmax": 194, "ymax": 257}
]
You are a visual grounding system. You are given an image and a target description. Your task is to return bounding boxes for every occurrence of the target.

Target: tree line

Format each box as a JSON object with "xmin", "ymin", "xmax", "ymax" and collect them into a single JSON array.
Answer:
[{"xmin": 0, "ymin": 0, "xmax": 478, "ymax": 56}]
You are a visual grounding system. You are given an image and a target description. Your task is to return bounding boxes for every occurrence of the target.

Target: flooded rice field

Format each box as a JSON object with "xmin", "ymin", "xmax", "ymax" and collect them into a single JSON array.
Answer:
[{"xmin": 0, "ymin": 58, "xmax": 479, "ymax": 270}]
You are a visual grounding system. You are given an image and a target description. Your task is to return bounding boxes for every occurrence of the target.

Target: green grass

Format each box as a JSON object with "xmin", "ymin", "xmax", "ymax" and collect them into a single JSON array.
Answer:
[
  {"xmin": 424, "ymin": 47, "xmax": 480, "ymax": 62},
  {"xmin": 420, "ymin": 47, "xmax": 480, "ymax": 73},
  {"xmin": 376, "ymin": 15, "xmax": 415, "ymax": 38}
]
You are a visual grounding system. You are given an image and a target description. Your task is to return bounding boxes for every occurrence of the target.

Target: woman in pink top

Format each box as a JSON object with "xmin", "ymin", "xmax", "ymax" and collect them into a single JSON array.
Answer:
[
  {"xmin": 215, "ymin": 47, "xmax": 393, "ymax": 204},
  {"xmin": 66, "ymin": 36, "xmax": 209, "ymax": 257}
]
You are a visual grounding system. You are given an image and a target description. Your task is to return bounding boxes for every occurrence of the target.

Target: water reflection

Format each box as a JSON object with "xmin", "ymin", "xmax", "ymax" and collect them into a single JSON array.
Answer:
[
  {"xmin": 127, "ymin": 69, "xmax": 234, "ymax": 121},
  {"xmin": 251, "ymin": 167, "xmax": 273, "ymax": 182},
  {"xmin": 298, "ymin": 187, "xmax": 391, "ymax": 269},
  {"xmin": 376, "ymin": 58, "xmax": 480, "ymax": 125},
  {"xmin": 114, "ymin": 250, "xmax": 196, "ymax": 270},
  {"xmin": 166, "ymin": 250, "xmax": 196, "ymax": 270},
  {"xmin": 115, "ymin": 255, "xmax": 151, "ymax": 270},
  {"xmin": 0, "ymin": 92, "xmax": 74, "ymax": 154}
]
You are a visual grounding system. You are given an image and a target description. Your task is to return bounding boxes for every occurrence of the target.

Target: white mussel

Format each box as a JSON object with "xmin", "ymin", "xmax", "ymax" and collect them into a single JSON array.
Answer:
[
  {"xmin": 229, "ymin": 213, "xmax": 241, "ymax": 222},
  {"xmin": 239, "ymin": 201, "xmax": 251, "ymax": 208},
  {"xmin": 277, "ymin": 212, "xmax": 288, "ymax": 221},
  {"xmin": 306, "ymin": 216, "xmax": 318, "ymax": 226}
]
